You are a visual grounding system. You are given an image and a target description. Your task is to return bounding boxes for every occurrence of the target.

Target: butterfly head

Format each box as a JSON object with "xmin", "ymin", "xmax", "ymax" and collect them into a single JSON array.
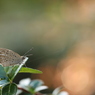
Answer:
[{"xmin": 21, "ymin": 56, "xmax": 28, "ymax": 64}]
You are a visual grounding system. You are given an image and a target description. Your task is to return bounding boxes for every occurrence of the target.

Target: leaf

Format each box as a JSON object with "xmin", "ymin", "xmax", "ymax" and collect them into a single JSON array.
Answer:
[
  {"xmin": 2, "ymin": 83, "xmax": 17, "ymax": 95},
  {"xmin": 52, "ymin": 86, "xmax": 63, "ymax": 95},
  {"xmin": 4, "ymin": 66, "xmax": 19, "ymax": 81},
  {"xmin": 29, "ymin": 80, "xmax": 44, "ymax": 88},
  {"xmin": 0, "ymin": 65, "xmax": 9, "ymax": 85},
  {"xmin": 4, "ymin": 63, "xmax": 24, "ymax": 81},
  {"xmin": 19, "ymin": 67, "xmax": 42, "ymax": 74},
  {"xmin": 35, "ymin": 86, "xmax": 48, "ymax": 92},
  {"xmin": 58, "ymin": 91, "xmax": 69, "ymax": 95}
]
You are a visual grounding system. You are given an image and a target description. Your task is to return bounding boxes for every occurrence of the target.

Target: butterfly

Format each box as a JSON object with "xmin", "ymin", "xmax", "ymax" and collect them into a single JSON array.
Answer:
[{"xmin": 0, "ymin": 48, "xmax": 29, "ymax": 66}]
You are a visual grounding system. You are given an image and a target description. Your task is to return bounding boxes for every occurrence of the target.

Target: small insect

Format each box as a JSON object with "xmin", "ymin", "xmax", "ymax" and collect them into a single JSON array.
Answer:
[{"xmin": 0, "ymin": 48, "xmax": 29, "ymax": 67}]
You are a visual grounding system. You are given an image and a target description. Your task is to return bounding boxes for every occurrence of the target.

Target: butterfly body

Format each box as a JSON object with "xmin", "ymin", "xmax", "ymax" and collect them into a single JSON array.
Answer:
[{"xmin": 0, "ymin": 48, "xmax": 28, "ymax": 66}]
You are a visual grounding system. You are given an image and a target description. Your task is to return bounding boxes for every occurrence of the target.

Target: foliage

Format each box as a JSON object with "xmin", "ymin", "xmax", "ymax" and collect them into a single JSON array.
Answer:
[
  {"xmin": 0, "ymin": 64, "xmax": 42, "ymax": 95},
  {"xmin": 0, "ymin": 64, "xmax": 68, "ymax": 95}
]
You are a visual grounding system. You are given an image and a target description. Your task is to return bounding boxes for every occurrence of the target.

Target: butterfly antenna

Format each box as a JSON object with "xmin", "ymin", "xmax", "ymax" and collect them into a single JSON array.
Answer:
[
  {"xmin": 23, "ymin": 47, "xmax": 34, "ymax": 56},
  {"xmin": 25, "ymin": 54, "xmax": 33, "ymax": 57}
]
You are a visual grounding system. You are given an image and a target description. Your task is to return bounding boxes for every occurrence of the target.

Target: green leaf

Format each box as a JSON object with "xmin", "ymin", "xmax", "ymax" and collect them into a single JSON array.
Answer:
[
  {"xmin": 0, "ymin": 65, "xmax": 9, "ymax": 85},
  {"xmin": 29, "ymin": 80, "xmax": 44, "ymax": 88},
  {"xmin": 19, "ymin": 67, "xmax": 42, "ymax": 74},
  {"xmin": 4, "ymin": 63, "xmax": 24, "ymax": 81},
  {"xmin": 2, "ymin": 83, "xmax": 17, "ymax": 95},
  {"xmin": 0, "ymin": 65, "xmax": 7, "ymax": 77}
]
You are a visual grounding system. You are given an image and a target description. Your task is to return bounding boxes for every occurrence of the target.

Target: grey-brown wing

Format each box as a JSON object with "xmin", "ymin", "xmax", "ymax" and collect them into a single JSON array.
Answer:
[
  {"xmin": 0, "ymin": 48, "xmax": 21, "ymax": 58},
  {"xmin": 0, "ymin": 48, "xmax": 22, "ymax": 66}
]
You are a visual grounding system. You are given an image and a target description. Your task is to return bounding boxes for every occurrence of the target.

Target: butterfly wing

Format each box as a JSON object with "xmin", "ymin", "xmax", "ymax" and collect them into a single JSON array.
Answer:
[{"xmin": 0, "ymin": 48, "xmax": 22, "ymax": 66}]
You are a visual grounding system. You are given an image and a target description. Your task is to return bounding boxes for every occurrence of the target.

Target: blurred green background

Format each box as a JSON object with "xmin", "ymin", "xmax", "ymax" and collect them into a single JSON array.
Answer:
[
  {"xmin": 0, "ymin": 0, "xmax": 95, "ymax": 95},
  {"xmin": 0, "ymin": 0, "xmax": 79, "ymax": 70}
]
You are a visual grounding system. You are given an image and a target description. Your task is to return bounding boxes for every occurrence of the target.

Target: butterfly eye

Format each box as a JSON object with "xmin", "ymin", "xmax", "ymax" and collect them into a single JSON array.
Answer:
[{"xmin": 22, "ymin": 56, "xmax": 26, "ymax": 60}]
